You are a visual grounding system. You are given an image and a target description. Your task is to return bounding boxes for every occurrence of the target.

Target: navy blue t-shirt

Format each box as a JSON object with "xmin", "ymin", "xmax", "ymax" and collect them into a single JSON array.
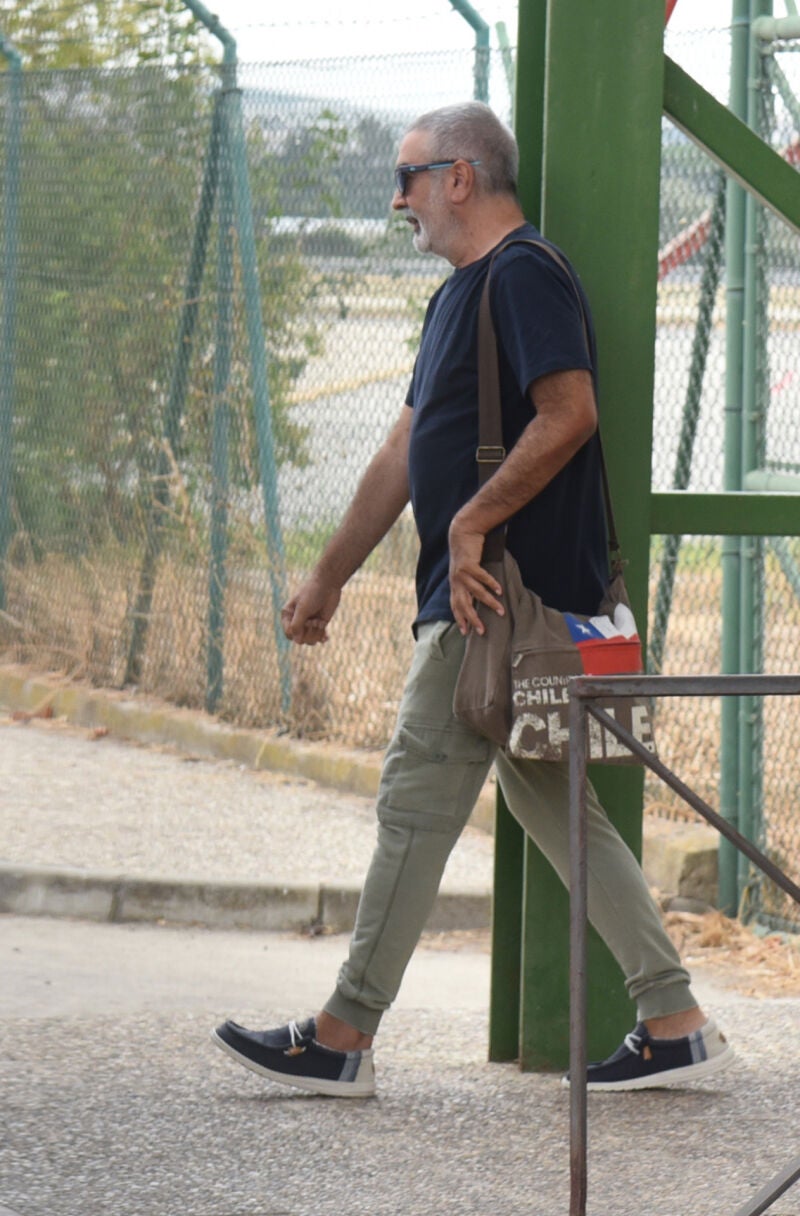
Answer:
[{"xmin": 406, "ymin": 222, "xmax": 609, "ymax": 626}]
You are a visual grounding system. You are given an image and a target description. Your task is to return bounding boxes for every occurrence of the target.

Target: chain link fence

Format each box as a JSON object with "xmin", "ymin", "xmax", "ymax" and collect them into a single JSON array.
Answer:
[{"xmin": 1, "ymin": 37, "xmax": 798, "ymax": 926}]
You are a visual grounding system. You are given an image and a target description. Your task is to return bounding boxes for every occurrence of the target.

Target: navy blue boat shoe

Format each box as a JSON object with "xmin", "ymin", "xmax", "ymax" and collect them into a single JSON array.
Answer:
[
  {"xmin": 563, "ymin": 1017, "xmax": 734, "ymax": 1091},
  {"xmin": 211, "ymin": 1016, "xmax": 376, "ymax": 1098}
]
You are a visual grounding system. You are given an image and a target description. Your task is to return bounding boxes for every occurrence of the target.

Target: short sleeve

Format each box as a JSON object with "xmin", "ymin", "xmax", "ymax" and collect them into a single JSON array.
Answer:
[{"xmin": 489, "ymin": 245, "xmax": 593, "ymax": 398}]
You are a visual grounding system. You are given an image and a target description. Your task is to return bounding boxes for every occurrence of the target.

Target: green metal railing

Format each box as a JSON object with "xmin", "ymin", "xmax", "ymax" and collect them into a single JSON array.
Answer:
[{"xmin": 568, "ymin": 673, "xmax": 800, "ymax": 1216}]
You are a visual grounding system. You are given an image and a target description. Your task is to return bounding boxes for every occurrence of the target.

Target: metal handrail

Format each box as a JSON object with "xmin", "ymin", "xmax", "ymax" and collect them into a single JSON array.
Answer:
[{"xmin": 567, "ymin": 673, "xmax": 800, "ymax": 1216}]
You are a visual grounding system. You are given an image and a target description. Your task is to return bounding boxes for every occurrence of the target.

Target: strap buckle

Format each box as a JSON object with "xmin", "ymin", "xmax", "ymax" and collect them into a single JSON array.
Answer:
[{"xmin": 476, "ymin": 445, "xmax": 506, "ymax": 464}]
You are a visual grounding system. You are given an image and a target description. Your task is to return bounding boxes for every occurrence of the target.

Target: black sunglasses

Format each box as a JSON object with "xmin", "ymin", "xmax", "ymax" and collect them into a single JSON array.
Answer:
[{"xmin": 394, "ymin": 159, "xmax": 481, "ymax": 197}]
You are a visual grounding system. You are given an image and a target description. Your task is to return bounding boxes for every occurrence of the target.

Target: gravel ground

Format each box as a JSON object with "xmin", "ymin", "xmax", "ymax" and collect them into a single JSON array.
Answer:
[
  {"xmin": 2, "ymin": 914, "xmax": 798, "ymax": 1216},
  {"xmin": 1, "ymin": 714, "xmax": 493, "ymax": 892}
]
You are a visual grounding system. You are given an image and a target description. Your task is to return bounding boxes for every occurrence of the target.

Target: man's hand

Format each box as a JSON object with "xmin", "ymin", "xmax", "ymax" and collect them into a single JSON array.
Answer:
[
  {"xmin": 281, "ymin": 576, "xmax": 342, "ymax": 646},
  {"xmin": 448, "ymin": 517, "xmax": 504, "ymax": 636}
]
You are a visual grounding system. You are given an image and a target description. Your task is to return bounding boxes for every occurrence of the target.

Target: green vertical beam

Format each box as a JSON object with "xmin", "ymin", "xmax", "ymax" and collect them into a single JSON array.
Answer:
[
  {"xmin": 720, "ymin": 0, "xmax": 750, "ymax": 915},
  {"xmin": 521, "ymin": 0, "xmax": 663, "ymax": 1070},
  {"xmin": 488, "ymin": 0, "xmax": 547, "ymax": 1067},
  {"xmin": 513, "ymin": 0, "xmax": 545, "ymax": 226},
  {"xmin": 0, "ymin": 33, "xmax": 22, "ymax": 612}
]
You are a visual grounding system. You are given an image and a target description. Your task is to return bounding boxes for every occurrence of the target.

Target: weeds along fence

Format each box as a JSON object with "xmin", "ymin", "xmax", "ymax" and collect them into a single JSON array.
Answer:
[{"xmin": 0, "ymin": 42, "xmax": 799, "ymax": 928}]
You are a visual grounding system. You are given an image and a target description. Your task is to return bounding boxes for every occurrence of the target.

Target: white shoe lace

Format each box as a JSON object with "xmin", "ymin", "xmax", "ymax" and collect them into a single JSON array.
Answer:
[
  {"xmin": 287, "ymin": 1019, "xmax": 304, "ymax": 1048},
  {"xmin": 623, "ymin": 1030, "xmax": 645, "ymax": 1055}
]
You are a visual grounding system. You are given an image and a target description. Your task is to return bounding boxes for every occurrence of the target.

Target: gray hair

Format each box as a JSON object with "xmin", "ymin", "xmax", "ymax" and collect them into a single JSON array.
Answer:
[{"xmin": 406, "ymin": 102, "xmax": 519, "ymax": 198}]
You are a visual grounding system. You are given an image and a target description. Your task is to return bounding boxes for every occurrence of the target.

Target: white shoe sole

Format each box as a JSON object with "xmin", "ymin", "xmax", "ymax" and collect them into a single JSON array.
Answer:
[{"xmin": 210, "ymin": 1029, "xmax": 377, "ymax": 1098}]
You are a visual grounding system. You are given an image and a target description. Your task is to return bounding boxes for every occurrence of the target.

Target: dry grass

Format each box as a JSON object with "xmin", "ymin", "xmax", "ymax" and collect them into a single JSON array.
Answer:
[
  {"xmin": 0, "ymin": 529, "xmax": 417, "ymax": 748},
  {"xmin": 664, "ymin": 908, "xmax": 800, "ymax": 997}
]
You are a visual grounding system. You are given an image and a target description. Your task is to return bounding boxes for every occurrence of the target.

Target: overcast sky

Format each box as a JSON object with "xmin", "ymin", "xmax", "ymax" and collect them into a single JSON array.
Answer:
[
  {"xmin": 217, "ymin": 0, "xmax": 740, "ymax": 60},
  {"xmin": 207, "ymin": 0, "xmax": 752, "ymax": 104}
]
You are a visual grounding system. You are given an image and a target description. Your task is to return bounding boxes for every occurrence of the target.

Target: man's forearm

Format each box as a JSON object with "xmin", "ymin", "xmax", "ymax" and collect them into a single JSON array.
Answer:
[{"xmin": 453, "ymin": 369, "xmax": 597, "ymax": 537}]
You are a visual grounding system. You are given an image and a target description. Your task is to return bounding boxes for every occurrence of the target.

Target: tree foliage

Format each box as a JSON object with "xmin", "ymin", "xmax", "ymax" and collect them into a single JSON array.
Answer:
[
  {"xmin": 2, "ymin": 6, "xmax": 353, "ymax": 556},
  {"xmin": 0, "ymin": 0, "xmax": 211, "ymax": 70}
]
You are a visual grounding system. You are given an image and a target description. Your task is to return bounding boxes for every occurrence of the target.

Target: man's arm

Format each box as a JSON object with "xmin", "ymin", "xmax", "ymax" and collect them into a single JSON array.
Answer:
[
  {"xmin": 448, "ymin": 368, "xmax": 597, "ymax": 636},
  {"xmin": 281, "ymin": 405, "xmax": 412, "ymax": 645}
]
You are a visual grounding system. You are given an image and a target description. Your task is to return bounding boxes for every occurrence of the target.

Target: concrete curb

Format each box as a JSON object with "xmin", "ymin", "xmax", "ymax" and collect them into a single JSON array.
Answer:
[{"xmin": 0, "ymin": 862, "xmax": 491, "ymax": 935}]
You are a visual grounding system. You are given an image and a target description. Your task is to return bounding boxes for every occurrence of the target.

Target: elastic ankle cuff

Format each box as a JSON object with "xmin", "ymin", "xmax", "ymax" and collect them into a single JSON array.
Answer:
[
  {"xmin": 636, "ymin": 981, "xmax": 697, "ymax": 1021},
  {"xmin": 323, "ymin": 990, "xmax": 383, "ymax": 1037}
]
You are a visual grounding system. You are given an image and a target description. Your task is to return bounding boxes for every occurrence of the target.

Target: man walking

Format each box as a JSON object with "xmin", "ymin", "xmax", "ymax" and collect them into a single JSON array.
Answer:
[{"xmin": 213, "ymin": 102, "xmax": 733, "ymax": 1096}]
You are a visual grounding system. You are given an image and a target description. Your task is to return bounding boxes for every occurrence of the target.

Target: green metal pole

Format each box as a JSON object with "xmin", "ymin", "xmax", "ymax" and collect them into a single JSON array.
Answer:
[
  {"xmin": 650, "ymin": 173, "xmax": 726, "ymax": 673},
  {"xmin": 719, "ymin": 0, "xmax": 750, "ymax": 915},
  {"xmin": 495, "ymin": 22, "xmax": 516, "ymax": 123},
  {"xmin": 737, "ymin": 0, "xmax": 772, "ymax": 905},
  {"xmin": 206, "ymin": 61, "xmax": 235, "ymax": 715},
  {"xmin": 449, "ymin": 0, "xmax": 491, "ymax": 102},
  {"xmin": 488, "ymin": 0, "xmax": 547, "ymax": 1068},
  {"xmin": 0, "ymin": 33, "xmax": 22, "ymax": 613},
  {"xmin": 124, "ymin": 96, "xmax": 222, "ymax": 685},
  {"xmin": 517, "ymin": 0, "xmax": 664, "ymax": 1071},
  {"xmin": 226, "ymin": 84, "xmax": 292, "ymax": 714},
  {"xmin": 182, "ymin": 0, "xmax": 291, "ymax": 714}
]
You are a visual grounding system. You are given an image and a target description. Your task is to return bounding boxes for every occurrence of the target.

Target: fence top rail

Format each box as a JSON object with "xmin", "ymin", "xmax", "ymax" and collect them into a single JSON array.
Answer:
[{"xmin": 570, "ymin": 674, "xmax": 800, "ymax": 700}]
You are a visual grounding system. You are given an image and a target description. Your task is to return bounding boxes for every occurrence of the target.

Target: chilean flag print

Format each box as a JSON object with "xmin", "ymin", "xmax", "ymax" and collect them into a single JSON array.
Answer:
[{"xmin": 562, "ymin": 603, "xmax": 643, "ymax": 676}]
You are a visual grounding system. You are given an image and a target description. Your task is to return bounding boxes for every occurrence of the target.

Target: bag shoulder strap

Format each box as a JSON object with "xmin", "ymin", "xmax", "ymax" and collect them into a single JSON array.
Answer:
[{"xmin": 476, "ymin": 236, "xmax": 621, "ymax": 567}]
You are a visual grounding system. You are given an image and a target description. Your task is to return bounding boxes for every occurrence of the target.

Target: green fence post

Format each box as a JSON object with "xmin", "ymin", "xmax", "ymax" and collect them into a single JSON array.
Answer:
[
  {"xmin": 495, "ymin": 22, "xmax": 516, "ymax": 123},
  {"xmin": 206, "ymin": 60, "xmax": 236, "ymax": 715},
  {"xmin": 226, "ymin": 80, "xmax": 292, "ymax": 714},
  {"xmin": 124, "ymin": 94, "xmax": 221, "ymax": 686},
  {"xmin": 719, "ymin": 0, "xmax": 750, "ymax": 914},
  {"xmin": 738, "ymin": 0, "xmax": 772, "ymax": 904},
  {"xmin": 180, "ymin": 0, "xmax": 291, "ymax": 714},
  {"xmin": 0, "ymin": 33, "xmax": 22, "ymax": 613},
  {"xmin": 449, "ymin": 0, "xmax": 491, "ymax": 103}
]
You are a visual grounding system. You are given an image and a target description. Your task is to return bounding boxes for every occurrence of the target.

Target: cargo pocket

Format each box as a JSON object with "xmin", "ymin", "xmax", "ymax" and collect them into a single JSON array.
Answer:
[{"xmin": 377, "ymin": 720, "xmax": 493, "ymax": 831}]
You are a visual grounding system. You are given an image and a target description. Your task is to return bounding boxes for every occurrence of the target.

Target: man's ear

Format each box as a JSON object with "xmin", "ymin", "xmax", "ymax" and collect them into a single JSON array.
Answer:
[{"xmin": 449, "ymin": 158, "xmax": 477, "ymax": 203}]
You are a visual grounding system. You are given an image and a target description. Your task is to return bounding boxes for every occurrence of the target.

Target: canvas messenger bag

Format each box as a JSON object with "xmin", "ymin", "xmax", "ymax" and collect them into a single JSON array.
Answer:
[{"xmin": 452, "ymin": 239, "xmax": 656, "ymax": 764}]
